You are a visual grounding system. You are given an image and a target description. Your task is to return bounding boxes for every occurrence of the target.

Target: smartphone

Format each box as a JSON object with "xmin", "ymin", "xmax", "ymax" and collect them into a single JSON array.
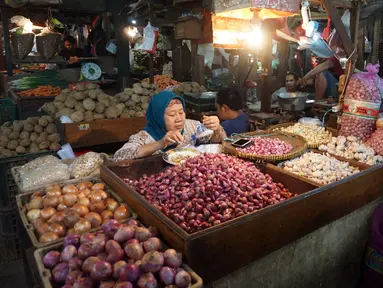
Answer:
[{"xmin": 232, "ymin": 138, "xmax": 252, "ymax": 148}]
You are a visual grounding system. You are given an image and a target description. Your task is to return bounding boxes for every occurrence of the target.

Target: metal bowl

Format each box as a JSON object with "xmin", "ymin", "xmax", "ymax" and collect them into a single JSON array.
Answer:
[{"xmin": 277, "ymin": 92, "xmax": 309, "ymax": 111}]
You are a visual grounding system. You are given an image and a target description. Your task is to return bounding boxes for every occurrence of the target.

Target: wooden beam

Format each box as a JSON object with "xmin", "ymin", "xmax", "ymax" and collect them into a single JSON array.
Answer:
[
  {"xmin": 321, "ymin": 0, "xmax": 355, "ymax": 59},
  {"xmin": 1, "ymin": 8, "xmax": 12, "ymax": 76},
  {"xmin": 356, "ymin": 19, "xmax": 365, "ymax": 70},
  {"xmin": 276, "ymin": 41, "xmax": 289, "ymax": 88},
  {"xmin": 260, "ymin": 22, "xmax": 273, "ymax": 113}
]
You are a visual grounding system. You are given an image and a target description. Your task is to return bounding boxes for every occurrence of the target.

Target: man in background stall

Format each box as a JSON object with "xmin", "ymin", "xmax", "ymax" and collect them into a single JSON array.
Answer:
[
  {"xmin": 216, "ymin": 88, "xmax": 250, "ymax": 136},
  {"xmin": 271, "ymin": 72, "xmax": 300, "ymax": 107},
  {"xmin": 59, "ymin": 35, "xmax": 86, "ymax": 68}
]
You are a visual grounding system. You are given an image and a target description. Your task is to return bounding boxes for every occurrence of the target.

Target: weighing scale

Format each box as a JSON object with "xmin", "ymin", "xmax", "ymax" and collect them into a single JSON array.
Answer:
[{"xmin": 80, "ymin": 62, "xmax": 103, "ymax": 81}]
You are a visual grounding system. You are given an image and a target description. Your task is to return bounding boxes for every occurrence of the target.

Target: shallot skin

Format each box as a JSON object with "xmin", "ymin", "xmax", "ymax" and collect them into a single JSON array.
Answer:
[{"xmin": 125, "ymin": 154, "xmax": 296, "ymax": 233}]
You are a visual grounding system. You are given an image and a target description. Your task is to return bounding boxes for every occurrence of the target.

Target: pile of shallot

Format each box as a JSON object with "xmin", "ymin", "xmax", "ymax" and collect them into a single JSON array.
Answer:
[
  {"xmin": 125, "ymin": 154, "xmax": 296, "ymax": 233},
  {"xmin": 275, "ymin": 123, "xmax": 331, "ymax": 146},
  {"xmin": 237, "ymin": 137, "xmax": 293, "ymax": 155},
  {"xmin": 281, "ymin": 152, "xmax": 360, "ymax": 185},
  {"xmin": 42, "ymin": 220, "xmax": 195, "ymax": 288},
  {"xmin": 366, "ymin": 128, "xmax": 383, "ymax": 156},
  {"xmin": 25, "ymin": 182, "xmax": 131, "ymax": 243},
  {"xmin": 319, "ymin": 136, "xmax": 383, "ymax": 165}
]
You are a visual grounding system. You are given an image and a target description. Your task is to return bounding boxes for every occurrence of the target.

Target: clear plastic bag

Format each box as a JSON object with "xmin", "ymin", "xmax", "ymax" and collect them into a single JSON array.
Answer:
[
  {"xmin": 339, "ymin": 64, "xmax": 383, "ymax": 141},
  {"xmin": 19, "ymin": 155, "xmax": 61, "ymax": 175},
  {"xmin": 70, "ymin": 152, "xmax": 108, "ymax": 179},
  {"xmin": 298, "ymin": 117, "xmax": 321, "ymax": 126},
  {"xmin": 20, "ymin": 162, "xmax": 70, "ymax": 191}
]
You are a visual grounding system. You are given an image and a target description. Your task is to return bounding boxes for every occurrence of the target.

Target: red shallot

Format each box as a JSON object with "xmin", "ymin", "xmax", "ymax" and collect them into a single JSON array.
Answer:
[{"xmin": 237, "ymin": 137, "xmax": 293, "ymax": 155}]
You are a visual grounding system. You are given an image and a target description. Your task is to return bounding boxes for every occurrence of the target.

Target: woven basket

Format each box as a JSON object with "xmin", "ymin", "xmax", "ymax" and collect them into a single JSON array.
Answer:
[
  {"xmin": 222, "ymin": 131, "xmax": 308, "ymax": 163},
  {"xmin": 267, "ymin": 122, "xmax": 336, "ymax": 149}
]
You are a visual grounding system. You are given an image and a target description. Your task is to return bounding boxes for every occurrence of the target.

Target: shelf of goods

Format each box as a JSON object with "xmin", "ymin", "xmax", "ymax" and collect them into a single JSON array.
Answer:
[
  {"xmin": 54, "ymin": 116, "xmax": 147, "ymax": 148},
  {"xmin": 16, "ymin": 178, "xmax": 137, "ymax": 249},
  {"xmin": 100, "ymin": 154, "xmax": 383, "ymax": 283}
]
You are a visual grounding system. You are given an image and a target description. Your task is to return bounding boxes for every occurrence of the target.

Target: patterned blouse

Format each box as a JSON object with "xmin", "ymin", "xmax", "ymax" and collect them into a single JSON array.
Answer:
[{"xmin": 113, "ymin": 119, "xmax": 226, "ymax": 161}]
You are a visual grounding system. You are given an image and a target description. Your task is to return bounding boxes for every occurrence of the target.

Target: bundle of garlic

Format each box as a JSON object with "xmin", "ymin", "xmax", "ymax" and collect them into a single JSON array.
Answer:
[
  {"xmin": 319, "ymin": 135, "xmax": 383, "ymax": 165},
  {"xmin": 281, "ymin": 152, "xmax": 360, "ymax": 185},
  {"xmin": 114, "ymin": 81, "xmax": 157, "ymax": 118},
  {"xmin": 275, "ymin": 123, "xmax": 332, "ymax": 146}
]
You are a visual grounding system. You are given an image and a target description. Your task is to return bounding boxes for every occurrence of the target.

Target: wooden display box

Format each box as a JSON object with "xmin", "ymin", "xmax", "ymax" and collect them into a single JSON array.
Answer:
[
  {"xmin": 175, "ymin": 17, "xmax": 202, "ymax": 40},
  {"xmin": 57, "ymin": 117, "xmax": 146, "ymax": 148},
  {"xmin": 100, "ymin": 155, "xmax": 319, "ymax": 282}
]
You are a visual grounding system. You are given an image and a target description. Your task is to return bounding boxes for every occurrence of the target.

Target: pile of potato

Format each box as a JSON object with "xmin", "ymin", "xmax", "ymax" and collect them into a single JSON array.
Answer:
[
  {"xmin": 172, "ymin": 82, "xmax": 206, "ymax": 95},
  {"xmin": 43, "ymin": 83, "xmax": 129, "ymax": 122},
  {"xmin": 0, "ymin": 116, "xmax": 61, "ymax": 157},
  {"xmin": 114, "ymin": 81, "xmax": 157, "ymax": 118}
]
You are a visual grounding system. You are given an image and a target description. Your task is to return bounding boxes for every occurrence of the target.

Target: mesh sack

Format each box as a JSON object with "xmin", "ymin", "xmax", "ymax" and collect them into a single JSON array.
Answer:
[
  {"xmin": 36, "ymin": 33, "xmax": 62, "ymax": 60},
  {"xmin": 20, "ymin": 162, "xmax": 70, "ymax": 191},
  {"xmin": 70, "ymin": 152, "xmax": 108, "ymax": 179},
  {"xmin": 11, "ymin": 33, "xmax": 35, "ymax": 59},
  {"xmin": 366, "ymin": 128, "xmax": 383, "ymax": 156},
  {"xmin": 19, "ymin": 155, "xmax": 61, "ymax": 175},
  {"xmin": 339, "ymin": 64, "xmax": 383, "ymax": 141}
]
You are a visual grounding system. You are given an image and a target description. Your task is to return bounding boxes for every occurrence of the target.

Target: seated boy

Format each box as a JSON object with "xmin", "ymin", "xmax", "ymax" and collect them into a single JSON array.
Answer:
[{"xmin": 215, "ymin": 88, "xmax": 250, "ymax": 136}]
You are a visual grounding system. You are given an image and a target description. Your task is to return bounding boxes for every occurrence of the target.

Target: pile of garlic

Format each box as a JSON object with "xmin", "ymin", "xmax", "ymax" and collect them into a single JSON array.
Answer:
[
  {"xmin": 281, "ymin": 152, "xmax": 360, "ymax": 185},
  {"xmin": 275, "ymin": 123, "xmax": 332, "ymax": 146},
  {"xmin": 318, "ymin": 135, "xmax": 383, "ymax": 165}
]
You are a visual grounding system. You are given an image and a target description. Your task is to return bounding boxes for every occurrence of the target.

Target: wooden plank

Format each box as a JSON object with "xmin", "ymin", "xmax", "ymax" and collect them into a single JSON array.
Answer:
[
  {"xmin": 356, "ymin": 19, "xmax": 365, "ymax": 71},
  {"xmin": 276, "ymin": 41, "xmax": 289, "ymax": 87},
  {"xmin": 61, "ymin": 117, "xmax": 146, "ymax": 148}
]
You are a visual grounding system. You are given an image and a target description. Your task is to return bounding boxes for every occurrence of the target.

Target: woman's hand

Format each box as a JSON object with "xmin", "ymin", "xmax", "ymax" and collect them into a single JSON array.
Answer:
[
  {"xmin": 160, "ymin": 130, "xmax": 184, "ymax": 149},
  {"xmin": 203, "ymin": 116, "xmax": 220, "ymax": 131},
  {"xmin": 68, "ymin": 56, "xmax": 79, "ymax": 64}
]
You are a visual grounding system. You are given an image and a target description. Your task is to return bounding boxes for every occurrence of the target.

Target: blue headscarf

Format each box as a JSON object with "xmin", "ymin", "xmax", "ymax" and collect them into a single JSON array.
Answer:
[{"xmin": 144, "ymin": 91, "xmax": 186, "ymax": 142}]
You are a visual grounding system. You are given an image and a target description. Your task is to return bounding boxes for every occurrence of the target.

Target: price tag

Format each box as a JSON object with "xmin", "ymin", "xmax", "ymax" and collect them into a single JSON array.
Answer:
[{"xmin": 78, "ymin": 124, "xmax": 90, "ymax": 131}]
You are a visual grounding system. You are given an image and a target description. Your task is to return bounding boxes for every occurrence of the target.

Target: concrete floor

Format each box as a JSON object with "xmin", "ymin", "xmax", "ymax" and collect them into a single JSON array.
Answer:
[{"xmin": 0, "ymin": 260, "xmax": 27, "ymax": 288}]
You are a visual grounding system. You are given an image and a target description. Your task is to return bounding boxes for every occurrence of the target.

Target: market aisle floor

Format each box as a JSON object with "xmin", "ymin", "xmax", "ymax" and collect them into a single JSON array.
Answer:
[{"xmin": 0, "ymin": 259, "xmax": 27, "ymax": 288}]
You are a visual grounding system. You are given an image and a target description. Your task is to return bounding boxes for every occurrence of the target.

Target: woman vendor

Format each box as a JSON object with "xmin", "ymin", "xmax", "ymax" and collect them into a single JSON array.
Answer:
[{"xmin": 113, "ymin": 91, "xmax": 227, "ymax": 160}]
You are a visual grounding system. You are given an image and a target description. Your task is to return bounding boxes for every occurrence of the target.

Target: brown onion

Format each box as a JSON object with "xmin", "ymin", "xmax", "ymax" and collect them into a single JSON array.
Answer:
[
  {"xmin": 57, "ymin": 203, "xmax": 68, "ymax": 211},
  {"xmin": 48, "ymin": 211, "xmax": 66, "ymax": 223},
  {"xmin": 101, "ymin": 210, "xmax": 114, "ymax": 220},
  {"xmin": 114, "ymin": 205, "xmax": 130, "ymax": 221},
  {"xmin": 67, "ymin": 228, "xmax": 76, "ymax": 235},
  {"xmin": 106, "ymin": 198, "xmax": 119, "ymax": 212},
  {"xmin": 78, "ymin": 197, "xmax": 90, "ymax": 206},
  {"xmin": 63, "ymin": 194, "xmax": 77, "ymax": 207},
  {"xmin": 72, "ymin": 204, "xmax": 89, "ymax": 217},
  {"xmin": 36, "ymin": 222, "xmax": 50, "ymax": 236},
  {"xmin": 74, "ymin": 218, "xmax": 91, "ymax": 234},
  {"xmin": 27, "ymin": 209, "xmax": 41, "ymax": 222},
  {"xmin": 77, "ymin": 182, "xmax": 93, "ymax": 191},
  {"xmin": 92, "ymin": 183, "xmax": 105, "ymax": 190},
  {"xmin": 49, "ymin": 223, "xmax": 66, "ymax": 237},
  {"xmin": 82, "ymin": 189, "xmax": 91, "ymax": 197},
  {"xmin": 84, "ymin": 212, "xmax": 102, "ymax": 228},
  {"xmin": 27, "ymin": 196, "xmax": 43, "ymax": 210},
  {"xmin": 77, "ymin": 192, "xmax": 86, "ymax": 199},
  {"xmin": 64, "ymin": 210, "xmax": 81, "ymax": 228},
  {"xmin": 31, "ymin": 191, "xmax": 44, "ymax": 198},
  {"xmin": 43, "ymin": 196, "xmax": 59, "ymax": 208},
  {"xmin": 40, "ymin": 232, "xmax": 59, "ymax": 243},
  {"xmin": 46, "ymin": 190, "xmax": 62, "ymax": 197},
  {"xmin": 40, "ymin": 207, "xmax": 56, "ymax": 222},
  {"xmin": 89, "ymin": 201, "xmax": 105, "ymax": 214},
  {"xmin": 90, "ymin": 190, "xmax": 107, "ymax": 202},
  {"xmin": 46, "ymin": 184, "xmax": 61, "ymax": 192},
  {"xmin": 63, "ymin": 184, "xmax": 78, "ymax": 194}
]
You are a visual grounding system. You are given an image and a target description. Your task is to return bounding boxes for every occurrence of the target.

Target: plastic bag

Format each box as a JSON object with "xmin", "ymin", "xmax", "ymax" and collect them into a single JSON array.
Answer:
[
  {"xmin": 339, "ymin": 64, "xmax": 383, "ymax": 141},
  {"xmin": 11, "ymin": 33, "xmax": 35, "ymax": 59},
  {"xmin": 136, "ymin": 23, "xmax": 158, "ymax": 54},
  {"xmin": 10, "ymin": 15, "xmax": 30, "ymax": 27},
  {"xmin": 70, "ymin": 152, "xmax": 108, "ymax": 179},
  {"xmin": 19, "ymin": 155, "xmax": 61, "ymax": 175},
  {"xmin": 328, "ymin": 10, "xmax": 350, "ymax": 58},
  {"xmin": 36, "ymin": 33, "xmax": 62, "ymax": 60},
  {"xmin": 298, "ymin": 117, "xmax": 321, "ymax": 126},
  {"xmin": 366, "ymin": 127, "xmax": 383, "ymax": 156},
  {"xmin": 20, "ymin": 162, "xmax": 70, "ymax": 191}
]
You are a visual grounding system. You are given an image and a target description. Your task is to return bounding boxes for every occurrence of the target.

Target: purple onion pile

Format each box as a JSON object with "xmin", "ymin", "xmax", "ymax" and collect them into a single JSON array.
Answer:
[
  {"xmin": 125, "ymin": 154, "xmax": 296, "ymax": 233},
  {"xmin": 43, "ymin": 220, "xmax": 193, "ymax": 288}
]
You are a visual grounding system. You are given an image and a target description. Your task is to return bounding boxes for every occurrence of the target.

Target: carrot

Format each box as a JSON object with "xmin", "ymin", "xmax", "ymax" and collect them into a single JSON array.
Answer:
[{"xmin": 18, "ymin": 85, "xmax": 62, "ymax": 97}]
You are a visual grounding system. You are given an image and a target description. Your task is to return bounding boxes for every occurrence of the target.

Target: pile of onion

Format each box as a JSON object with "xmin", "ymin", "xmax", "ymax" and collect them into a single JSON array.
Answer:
[
  {"xmin": 42, "ymin": 220, "xmax": 194, "ymax": 288},
  {"xmin": 125, "ymin": 153, "xmax": 296, "ymax": 233},
  {"xmin": 25, "ymin": 182, "xmax": 130, "ymax": 243}
]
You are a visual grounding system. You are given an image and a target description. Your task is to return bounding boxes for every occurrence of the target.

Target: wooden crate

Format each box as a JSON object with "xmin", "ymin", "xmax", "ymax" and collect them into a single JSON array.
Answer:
[
  {"xmin": 57, "ymin": 117, "xmax": 146, "ymax": 148},
  {"xmin": 100, "ymin": 155, "xmax": 319, "ymax": 282},
  {"xmin": 175, "ymin": 18, "xmax": 202, "ymax": 40}
]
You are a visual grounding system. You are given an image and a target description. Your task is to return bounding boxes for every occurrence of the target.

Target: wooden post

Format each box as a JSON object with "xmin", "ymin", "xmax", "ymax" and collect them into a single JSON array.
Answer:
[
  {"xmin": 356, "ymin": 19, "xmax": 365, "ymax": 71},
  {"xmin": 276, "ymin": 41, "xmax": 289, "ymax": 87},
  {"xmin": 172, "ymin": 39, "xmax": 183, "ymax": 81},
  {"xmin": 260, "ymin": 22, "xmax": 273, "ymax": 113},
  {"xmin": 1, "ymin": 8, "xmax": 13, "ymax": 76}
]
